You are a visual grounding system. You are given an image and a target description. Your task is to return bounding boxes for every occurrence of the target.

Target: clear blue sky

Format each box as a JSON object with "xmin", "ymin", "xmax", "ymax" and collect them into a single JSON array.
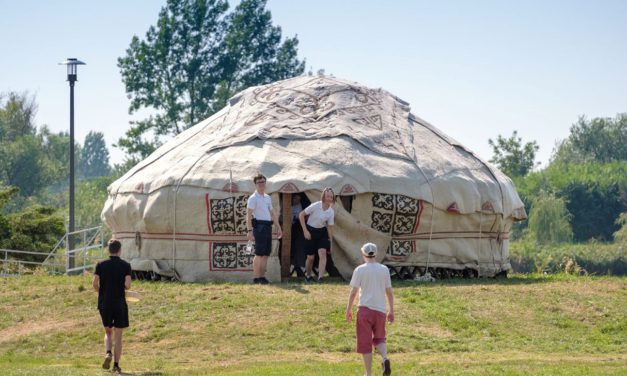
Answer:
[{"xmin": 1, "ymin": 0, "xmax": 626, "ymax": 167}]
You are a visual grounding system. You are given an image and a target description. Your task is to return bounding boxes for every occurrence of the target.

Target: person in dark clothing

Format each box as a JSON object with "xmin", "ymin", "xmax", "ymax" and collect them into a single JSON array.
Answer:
[{"xmin": 92, "ymin": 239, "xmax": 132, "ymax": 374}]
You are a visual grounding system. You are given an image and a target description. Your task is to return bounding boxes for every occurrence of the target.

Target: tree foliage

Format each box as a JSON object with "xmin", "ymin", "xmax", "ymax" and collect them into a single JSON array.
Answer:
[
  {"xmin": 117, "ymin": 0, "xmax": 305, "ymax": 160},
  {"xmin": 74, "ymin": 176, "xmax": 113, "ymax": 228},
  {"xmin": 516, "ymin": 162, "xmax": 627, "ymax": 242},
  {"xmin": 0, "ymin": 186, "xmax": 64, "ymax": 257},
  {"xmin": 0, "ymin": 91, "xmax": 37, "ymax": 140},
  {"xmin": 552, "ymin": 113, "xmax": 627, "ymax": 165},
  {"xmin": 80, "ymin": 131, "xmax": 110, "ymax": 178},
  {"xmin": 614, "ymin": 213, "xmax": 627, "ymax": 244},
  {"xmin": 488, "ymin": 130, "xmax": 539, "ymax": 177},
  {"xmin": 0, "ymin": 93, "xmax": 86, "ymax": 201},
  {"xmin": 527, "ymin": 191, "xmax": 573, "ymax": 244}
]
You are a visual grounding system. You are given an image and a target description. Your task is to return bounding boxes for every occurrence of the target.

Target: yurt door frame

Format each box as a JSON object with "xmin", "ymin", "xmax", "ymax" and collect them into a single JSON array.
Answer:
[{"xmin": 280, "ymin": 193, "xmax": 292, "ymax": 278}]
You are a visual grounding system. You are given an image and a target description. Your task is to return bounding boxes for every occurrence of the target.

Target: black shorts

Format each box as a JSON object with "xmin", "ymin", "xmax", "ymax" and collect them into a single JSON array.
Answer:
[
  {"xmin": 306, "ymin": 225, "xmax": 330, "ymax": 255},
  {"xmin": 252, "ymin": 219, "xmax": 273, "ymax": 256},
  {"xmin": 99, "ymin": 301, "xmax": 129, "ymax": 328}
]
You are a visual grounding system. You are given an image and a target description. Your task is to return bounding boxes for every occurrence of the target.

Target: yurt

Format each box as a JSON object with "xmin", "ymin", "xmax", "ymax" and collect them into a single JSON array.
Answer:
[{"xmin": 102, "ymin": 75, "xmax": 527, "ymax": 282}]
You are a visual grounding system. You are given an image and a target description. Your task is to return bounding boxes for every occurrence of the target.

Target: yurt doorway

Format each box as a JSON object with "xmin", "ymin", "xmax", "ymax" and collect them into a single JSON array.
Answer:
[
  {"xmin": 279, "ymin": 192, "xmax": 309, "ymax": 278},
  {"xmin": 279, "ymin": 192, "xmax": 342, "ymax": 279}
]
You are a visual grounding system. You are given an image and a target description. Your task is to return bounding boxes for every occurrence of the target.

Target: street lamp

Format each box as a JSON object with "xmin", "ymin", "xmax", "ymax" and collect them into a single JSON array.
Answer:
[{"xmin": 59, "ymin": 58, "xmax": 85, "ymax": 273}]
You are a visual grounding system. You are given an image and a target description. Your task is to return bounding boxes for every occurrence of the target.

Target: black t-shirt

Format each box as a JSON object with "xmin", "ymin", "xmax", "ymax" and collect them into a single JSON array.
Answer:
[{"xmin": 95, "ymin": 256, "xmax": 132, "ymax": 310}]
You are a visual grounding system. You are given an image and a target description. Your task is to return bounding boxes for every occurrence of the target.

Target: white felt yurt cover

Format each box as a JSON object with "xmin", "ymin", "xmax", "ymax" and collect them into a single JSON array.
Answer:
[{"xmin": 102, "ymin": 76, "xmax": 526, "ymax": 282}]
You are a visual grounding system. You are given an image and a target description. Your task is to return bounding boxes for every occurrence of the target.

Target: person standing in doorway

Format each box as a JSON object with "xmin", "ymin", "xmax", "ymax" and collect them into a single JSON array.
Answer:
[
  {"xmin": 290, "ymin": 194, "xmax": 307, "ymax": 277},
  {"xmin": 345, "ymin": 243, "xmax": 395, "ymax": 376},
  {"xmin": 246, "ymin": 173, "xmax": 282, "ymax": 284},
  {"xmin": 92, "ymin": 239, "xmax": 132, "ymax": 374},
  {"xmin": 299, "ymin": 187, "xmax": 335, "ymax": 282}
]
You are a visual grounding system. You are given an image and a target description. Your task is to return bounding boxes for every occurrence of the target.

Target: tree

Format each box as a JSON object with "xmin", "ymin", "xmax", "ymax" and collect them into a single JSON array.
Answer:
[
  {"xmin": 0, "ymin": 186, "xmax": 64, "ymax": 258},
  {"xmin": 515, "ymin": 161, "xmax": 627, "ymax": 242},
  {"xmin": 551, "ymin": 113, "xmax": 627, "ymax": 165},
  {"xmin": 80, "ymin": 131, "xmax": 110, "ymax": 178},
  {"xmin": 74, "ymin": 176, "xmax": 113, "ymax": 228},
  {"xmin": 0, "ymin": 94, "xmax": 83, "ymax": 202},
  {"xmin": 209, "ymin": 0, "xmax": 305, "ymax": 113},
  {"xmin": 117, "ymin": 0, "xmax": 305, "ymax": 160},
  {"xmin": 488, "ymin": 131, "xmax": 539, "ymax": 177},
  {"xmin": 0, "ymin": 135, "xmax": 49, "ymax": 196},
  {"xmin": 527, "ymin": 191, "xmax": 573, "ymax": 244},
  {"xmin": 0, "ymin": 91, "xmax": 37, "ymax": 141},
  {"xmin": 614, "ymin": 212, "xmax": 627, "ymax": 244}
]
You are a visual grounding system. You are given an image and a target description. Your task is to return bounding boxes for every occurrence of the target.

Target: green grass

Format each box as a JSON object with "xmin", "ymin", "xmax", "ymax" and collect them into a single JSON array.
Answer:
[{"xmin": 0, "ymin": 274, "xmax": 625, "ymax": 375}]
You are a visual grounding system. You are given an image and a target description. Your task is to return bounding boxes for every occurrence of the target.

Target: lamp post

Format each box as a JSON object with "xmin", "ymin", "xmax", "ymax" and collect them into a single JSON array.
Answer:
[{"xmin": 59, "ymin": 58, "xmax": 85, "ymax": 273}]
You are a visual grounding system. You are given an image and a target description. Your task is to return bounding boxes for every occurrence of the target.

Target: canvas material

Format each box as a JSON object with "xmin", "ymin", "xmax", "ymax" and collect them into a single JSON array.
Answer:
[{"xmin": 102, "ymin": 76, "xmax": 525, "ymax": 281}]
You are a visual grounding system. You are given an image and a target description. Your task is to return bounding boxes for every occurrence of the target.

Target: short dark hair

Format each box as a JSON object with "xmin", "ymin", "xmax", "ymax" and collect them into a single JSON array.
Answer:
[
  {"xmin": 108, "ymin": 239, "xmax": 122, "ymax": 253},
  {"xmin": 253, "ymin": 173, "xmax": 266, "ymax": 184}
]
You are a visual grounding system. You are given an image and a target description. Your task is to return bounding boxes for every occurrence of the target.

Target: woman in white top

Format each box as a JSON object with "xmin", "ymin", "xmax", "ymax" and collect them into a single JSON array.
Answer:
[{"xmin": 298, "ymin": 188, "xmax": 336, "ymax": 282}]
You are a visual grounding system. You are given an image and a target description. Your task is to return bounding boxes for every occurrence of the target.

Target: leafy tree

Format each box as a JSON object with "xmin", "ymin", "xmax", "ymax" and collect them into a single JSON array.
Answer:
[
  {"xmin": 0, "ymin": 92, "xmax": 37, "ymax": 141},
  {"xmin": 117, "ymin": 0, "xmax": 305, "ymax": 160},
  {"xmin": 74, "ymin": 176, "xmax": 113, "ymax": 228},
  {"xmin": 614, "ymin": 213, "xmax": 627, "ymax": 244},
  {"xmin": 209, "ymin": 0, "xmax": 305, "ymax": 113},
  {"xmin": 39, "ymin": 127, "xmax": 70, "ymax": 186},
  {"xmin": 0, "ymin": 187, "xmax": 19, "ymax": 237},
  {"xmin": 516, "ymin": 162, "xmax": 627, "ymax": 242},
  {"xmin": 552, "ymin": 113, "xmax": 627, "ymax": 165},
  {"xmin": 488, "ymin": 131, "xmax": 539, "ymax": 177},
  {"xmin": 527, "ymin": 191, "xmax": 573, "ymax": 244},
  {"xmin": 563, "ymin": 181, "xmax": 624, "ymax": 241},
  {"xmin": 4, "ymin": 205, "xmax": 65, "ymax": 253},
  {"xmin": 0, "ymin": 94, "xmax": 83, "ymax": 199},
  {"xmin": 80, "ymin": 131, "xmax": 110, "ymax": 178},
  {"xmin": 0, "ymin": 135, "xmax": 49, "ymax": 196},
  {"xmin": 0, "ymin": 186, "xmax": 64, "ymax": 259}
]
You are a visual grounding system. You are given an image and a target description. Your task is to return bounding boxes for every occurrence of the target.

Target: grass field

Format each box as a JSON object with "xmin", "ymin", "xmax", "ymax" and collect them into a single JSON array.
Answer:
[{"xmin": 0, "ymin": 273, "xmax": 625, "ymax": 375}]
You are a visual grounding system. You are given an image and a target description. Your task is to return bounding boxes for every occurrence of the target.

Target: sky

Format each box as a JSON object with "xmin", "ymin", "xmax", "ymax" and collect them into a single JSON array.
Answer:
[{"xmin": 1, "ymin": 0, "xmax": 626, "ymax": 167}]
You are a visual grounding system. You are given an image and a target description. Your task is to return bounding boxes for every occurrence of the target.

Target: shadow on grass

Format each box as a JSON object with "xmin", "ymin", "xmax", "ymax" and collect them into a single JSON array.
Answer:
[
  {"xmin": 392, "ymin": 274, "xmax": 580, "ymax": 289},
  {"xmin": 274, "ymin": 282, "xmax": 311, "ymax": 294}
]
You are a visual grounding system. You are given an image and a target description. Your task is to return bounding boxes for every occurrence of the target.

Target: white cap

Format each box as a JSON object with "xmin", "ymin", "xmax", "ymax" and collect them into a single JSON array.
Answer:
[{"xmin": 360, "ymin": 243, "xmax": 377, "ymax": 257}]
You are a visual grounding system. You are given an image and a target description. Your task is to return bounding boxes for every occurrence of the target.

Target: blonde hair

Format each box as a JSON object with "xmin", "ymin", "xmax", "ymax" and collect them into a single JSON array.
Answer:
[{"xmin": 320, "ymin": 187, "xmax": 336, "ymax": 203}]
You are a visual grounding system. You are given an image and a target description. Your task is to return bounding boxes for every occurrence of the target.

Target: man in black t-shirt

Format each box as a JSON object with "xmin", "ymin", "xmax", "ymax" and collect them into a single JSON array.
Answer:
[{"xmin": 93, "ymin": 239, "xmax": 132, "ymax": 374}]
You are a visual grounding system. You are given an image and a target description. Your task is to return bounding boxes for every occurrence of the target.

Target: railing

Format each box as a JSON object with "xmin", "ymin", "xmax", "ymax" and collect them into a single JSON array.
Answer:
[{"xmin": 1, "ymin": 226, "xmax": 104, "ymax": 276}]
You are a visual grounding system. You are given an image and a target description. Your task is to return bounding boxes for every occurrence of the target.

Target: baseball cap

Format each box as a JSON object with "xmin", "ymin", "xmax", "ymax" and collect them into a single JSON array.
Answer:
[{"xmin": 360, "ymin": 243, "xmax": 377, "ymax": 257}]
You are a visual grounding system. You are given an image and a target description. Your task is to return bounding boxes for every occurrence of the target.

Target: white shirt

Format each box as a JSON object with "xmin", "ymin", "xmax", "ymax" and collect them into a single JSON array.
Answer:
[
  {"xmin": 349, "ymin": 262, "xmax": 392, "ymax": 314},
  {"xmin": 304, "ymin": 201, "xmax": 335, "ymax": 228},
  {"xmin": 247, "ymin": 191, "xmax": 273, "ymax": 221}
]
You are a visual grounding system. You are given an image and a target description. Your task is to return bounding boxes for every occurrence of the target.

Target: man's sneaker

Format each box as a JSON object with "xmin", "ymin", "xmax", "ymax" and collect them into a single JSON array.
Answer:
[
  {"xmin": 305, "ymin": 276, "xmax": 314, "ymax": 283},
  {"xmin": 382, "ymin": 358, "xmax": 391, "ymax": 375},
  {"xmin": 102, "ymin": 352, "xmax": 112, "ymax": 369},
  {"xmin": 260, "ymin": 277, "xmax": 269, "ymax": 284},
  {"xmin": 253, "ymin": 278, "xmax": 261, "ymax": 284},
  {"xmin": 316, "ymin": 277, "xmax": 324, "ymax": 283},
  {"xmin": 112, "ymin": 364, "xmax": 122, "ymax": 374}
]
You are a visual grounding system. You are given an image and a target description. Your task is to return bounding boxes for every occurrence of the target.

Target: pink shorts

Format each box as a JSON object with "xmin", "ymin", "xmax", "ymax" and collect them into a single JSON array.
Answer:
[{"xmin": 356, "ymin": 306, "xmax": 387, "ymax": 353}]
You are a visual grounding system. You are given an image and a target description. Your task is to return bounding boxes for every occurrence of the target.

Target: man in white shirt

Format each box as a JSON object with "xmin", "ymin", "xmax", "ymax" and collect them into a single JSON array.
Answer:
[
  {"xmin": 346, "ymin": 243, "xmax": 394, "ymax": 376},
  {"xmin": 246, "ymin": 173, "xmax": 282, "ymax": 284}
]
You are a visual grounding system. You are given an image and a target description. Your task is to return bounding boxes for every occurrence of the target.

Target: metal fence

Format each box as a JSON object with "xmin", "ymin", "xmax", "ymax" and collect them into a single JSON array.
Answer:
[{"xmin": 1, "ymin": 226, "xmax": 104, "ymax": 276}]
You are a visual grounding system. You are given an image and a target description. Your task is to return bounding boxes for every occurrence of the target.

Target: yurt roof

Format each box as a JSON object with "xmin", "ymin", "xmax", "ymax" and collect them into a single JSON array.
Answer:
[{"xmin": 109, "ymin": 75, "xmax": 525, "ymax": 219}]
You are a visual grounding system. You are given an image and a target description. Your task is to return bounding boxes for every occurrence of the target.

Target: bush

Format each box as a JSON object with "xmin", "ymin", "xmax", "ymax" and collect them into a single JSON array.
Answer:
[
  {"xmin": 527, "ymin": 191, "xmax": 573, "ymax": 244},
  {"xmin": 614, "ymin": 213, "xmax": 627, "ymax": 244},
  {"xmin": 516, "ymin": 162, "xmax": 627, "ymax": 241},
  {"xmin": 509, "ymin": 240, "xmax": 626, "ymax": 276}
]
